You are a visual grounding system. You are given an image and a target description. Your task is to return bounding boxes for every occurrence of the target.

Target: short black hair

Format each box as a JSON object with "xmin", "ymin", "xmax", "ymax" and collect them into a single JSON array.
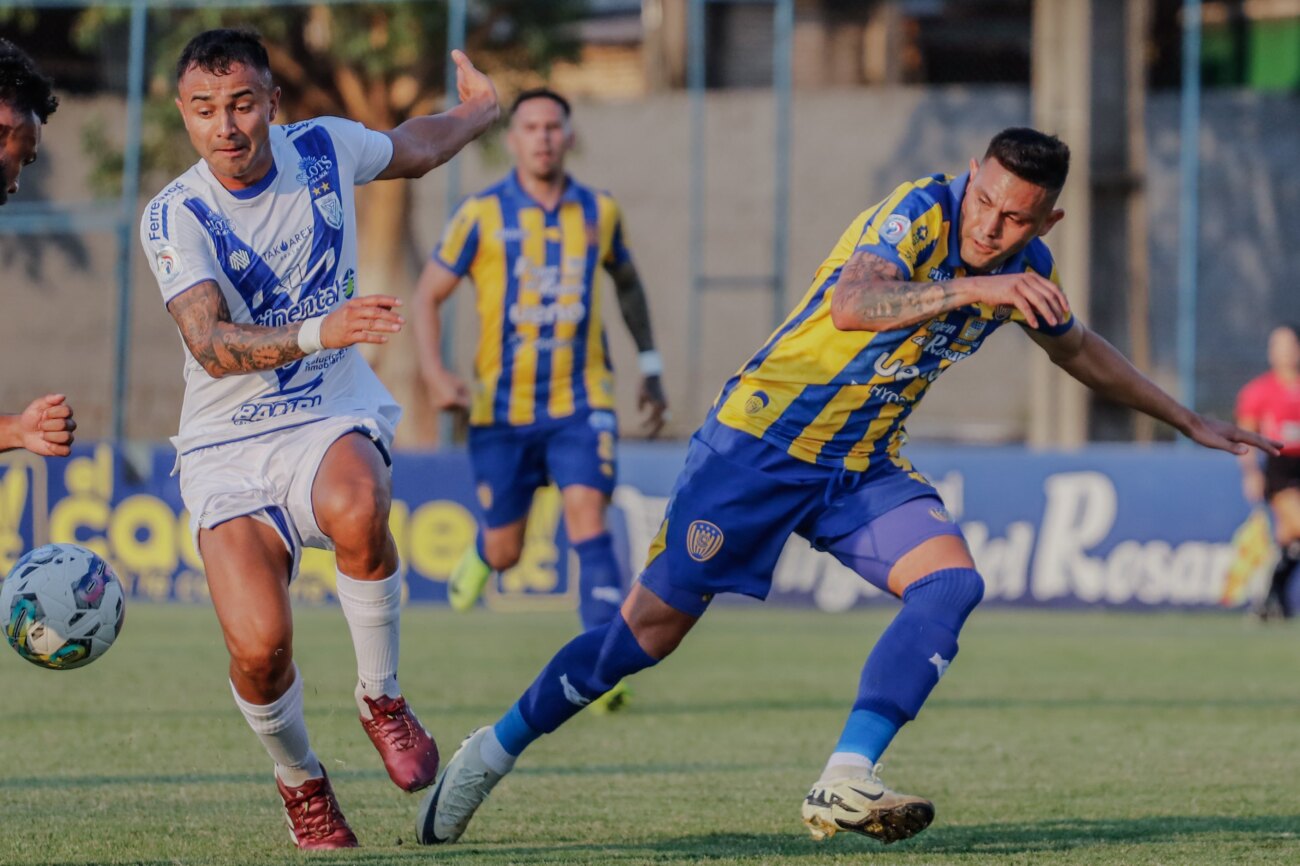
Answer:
[
  {"xmin": 176, "ymin": 28, "xmax": 271, "ymax": 82},
  {"xmin": 0, "ymin": 39, "xmax": 58, "ymax": 123},
  {"xmin": 983, "ymin": 128, "xmax": 1070, "ymax": 194},
  {"xmin": 510, "ymin": 88, "xmax": 571, "ymax": 120}
]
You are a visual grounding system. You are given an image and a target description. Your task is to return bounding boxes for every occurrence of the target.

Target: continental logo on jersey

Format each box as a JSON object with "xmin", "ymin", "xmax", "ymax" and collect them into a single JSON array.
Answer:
[
  {"xmin": 744, "ymin": 391, "xmax": 770, "ymax": 415},
  {"xmin": 685, "ymin": 520, "xmax": 724, "ymax": 562},
  {"xmin": 929, "ymin": 506, "xmax": 953, "ymax": 523},
  {"xmin": 477, "ymin": 482, "xmax": 493, "ymax": 510}
]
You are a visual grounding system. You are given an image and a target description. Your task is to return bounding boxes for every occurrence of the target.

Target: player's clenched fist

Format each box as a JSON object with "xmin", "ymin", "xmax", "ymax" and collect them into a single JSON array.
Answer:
[
  {"xmin": 973, "ymin": 272, "xmax": 1069, "ymax": 330},
  {"xmin": 320, "ymin": 295, "xmax": 405, "ymax": 348},
  {"xmin": 18, "ymin": 393, "xmax": 76, "ymax": 457}
]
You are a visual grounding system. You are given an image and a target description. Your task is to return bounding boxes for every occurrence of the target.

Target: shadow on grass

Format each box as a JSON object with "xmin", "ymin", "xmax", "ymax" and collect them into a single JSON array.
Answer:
[{"xmin": 399, "ymin": 815, "xmax": 1300, "ymax": 862}]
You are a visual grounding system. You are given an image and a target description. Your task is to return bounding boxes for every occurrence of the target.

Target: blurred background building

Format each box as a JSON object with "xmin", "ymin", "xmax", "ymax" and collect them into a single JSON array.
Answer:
[{"xmin": 1, "ymin": 0, "xmax": 1296, "ymax": 448}]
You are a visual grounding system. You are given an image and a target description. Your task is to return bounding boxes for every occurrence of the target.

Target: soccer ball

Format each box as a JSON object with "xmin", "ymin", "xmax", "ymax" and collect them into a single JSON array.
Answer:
[{"xmin": 1, "ymin": 543, "xmax": 126, "ymax": 670}]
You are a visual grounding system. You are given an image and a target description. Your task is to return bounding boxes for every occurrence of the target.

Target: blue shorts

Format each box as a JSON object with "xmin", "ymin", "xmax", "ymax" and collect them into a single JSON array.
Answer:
[
  {"xmin": 468, "ymin": 410, "xmax": 618, "ymax": 528},
  {"xmin": 637, "ymin": 418, "xmax": 963, "ymax": 616}
]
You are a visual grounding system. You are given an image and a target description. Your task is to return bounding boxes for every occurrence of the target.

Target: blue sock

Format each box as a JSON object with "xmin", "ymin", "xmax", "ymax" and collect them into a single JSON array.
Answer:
[
  {"xmin": 493, "ymin": 612, "xmax": 657, "ymax": 757},
  {"xmin": 835, "ymin": 568, "xmax": 985, "ymax": 762},
  {"xmin": 574, "ymin": 533, "xmax": 622, "ymax": 629}
]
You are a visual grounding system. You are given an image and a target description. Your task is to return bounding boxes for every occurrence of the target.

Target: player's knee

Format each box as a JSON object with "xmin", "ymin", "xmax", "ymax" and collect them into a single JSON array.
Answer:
[
  {"xmin": 902, "ymin": 567, "xmax": 985, "ymax": 629},
  {"xmin": 317, "ymin": 477, "xmax": 390, "ymax": 549},
  {"xmin": 483, "ymin": 537, "xmax": 523, "ymax": 571},
  {"xmin": 229, "ymin": 640, "xmax": 293, "ymax": 692}
]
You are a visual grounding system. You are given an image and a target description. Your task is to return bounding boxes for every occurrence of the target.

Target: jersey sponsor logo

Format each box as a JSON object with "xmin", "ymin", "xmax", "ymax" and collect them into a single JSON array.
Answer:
[
  {"xmin": 476, "ymin": 482, "xmax": 493, "ymax": 510},
  {"xmin": 744, "ymin": 390, "xmax": 770, "ymax": 415},
  {"xmin": 959, "ymin": 318, "xmax": 988, "ymax": 342},
  {"xmin": 227, "ymin": 249, "xmax": 251, "ymax": 271},
  {"xmin": 994, "ymin": 304, "xmax": 1014, "ymax": 321},
  {"xmin": 314, "ymin": 191, "xmax": 344, "ymax": 230},
  {"xmin": 145, "ymin": 182, "xmax": 187, "ymax": 241},
  {"xmin": 685, "ymin": 520, "xmax": 724, "ymax": 563},
  {"xmin": 230, "ymin": 375, "xmax": 324, "ymax": 425},
  {"xmin": 202, "ymin": 214, "xmax": 233, "ymax": 238},
  {"xmin": 911, "ymin": 223, "xmax": 930, "ymax": 246},
  {"xmin": 259, "ymin": 226, "xmax": 314, "ymax": 262},
  {"xmin": 508, "ymin": 300, "xmax": 587, "ymax": 327},
  {"xmin": 255, "ymin": 268, "xmax": 355, "ymax": 327},
  {"xmin": 928, "ymin": 266, "xmax": 952, "ymax": 281},
  {"xmin": 280, "ymin": 120, "xmax": 314, "ymax": 137},
  {"xmin": 880, "ymin": 214, "xmax": 912, "ymax": 245},
  {"xmin": 872, "ymin": 354, "xmax": 940, "ymax": 383},
  {"xmin": 155, "ymin": 246, "xmax": 183, "ymax": 283},
  {"xmin": 295, "ymin": 153, "xmax": 335, "ymax": 187},
  {"xmin": 495, "ymin": 227, "xmax": 528, "ymax": 242}
]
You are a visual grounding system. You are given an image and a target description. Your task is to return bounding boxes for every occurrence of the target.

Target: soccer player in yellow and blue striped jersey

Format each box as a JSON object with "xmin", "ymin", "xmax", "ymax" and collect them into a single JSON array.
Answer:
[
  {"xmin": 415, "ymin": 129, "xmax": 1280, "ymax": 849},
  {"xmin": 414, "ymin": 89, "xmax": 666, "ymax": 676}
]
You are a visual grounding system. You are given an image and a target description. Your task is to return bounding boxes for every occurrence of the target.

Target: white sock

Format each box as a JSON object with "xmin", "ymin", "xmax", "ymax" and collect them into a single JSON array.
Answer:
[
  {"xmin": 230, "ymin": 665, "xmax": 323, "ymax": 788},
  {"xmin": 819, "ymin": 751, "xmax": 877, "ymax": 783},
  {"xmin": 479, "ymin": 728, "xmax": 517, "ymax": 776},
  {"xmin": 335, "ymin": 567, "xmax": 402, "ymax": 717}
]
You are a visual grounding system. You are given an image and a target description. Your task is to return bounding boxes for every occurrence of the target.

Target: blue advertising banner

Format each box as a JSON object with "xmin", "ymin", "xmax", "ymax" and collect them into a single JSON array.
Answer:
[{"xmin": 0, "ymin": 441, "xmax": 1267, "ymax": 611}]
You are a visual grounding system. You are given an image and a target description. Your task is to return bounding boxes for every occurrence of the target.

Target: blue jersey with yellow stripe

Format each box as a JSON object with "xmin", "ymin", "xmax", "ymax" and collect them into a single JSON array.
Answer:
[
  {"xmin": 712, "ymin": 172, "xmax": 1073, "ymax": 471},
  {"xmin": 434, "ymin": 171, "xmax": 632, "ymax": 427}
]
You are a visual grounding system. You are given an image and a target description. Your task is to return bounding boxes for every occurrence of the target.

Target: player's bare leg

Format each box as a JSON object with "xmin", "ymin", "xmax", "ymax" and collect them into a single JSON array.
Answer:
[
  {"xmin": 803, "ymin": 530, "xmax": 978, "ymax": 845},
  {"xmin": 313, "ymin": 432, "xmax": 438, "ymax": 792},
  {"xmin": 1260, "ymin": 489, "xmax": 1300, "ymax": 619},
  {"xmin": 562, "ymin": 484, "xmax": 630, "ymax": 710},
  {"xmin": 448, "ymin": 517, "xmax": 526, "ymax": 612},
  {"xmin": 417, "ymin": 583, "xmax": 696, "ymax": 844},
  {"xmin": 202, "ymin": 518, "xmax": 357, "ymax": 849}
]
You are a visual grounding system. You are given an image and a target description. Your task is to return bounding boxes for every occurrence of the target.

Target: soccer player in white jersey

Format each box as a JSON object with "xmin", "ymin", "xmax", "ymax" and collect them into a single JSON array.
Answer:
[
  {"xmin": 0, "ymin": 39, "xmax": 76, "ymax": 457},
  {"xmin": 139, "ymin": 29, "xmax": 498, "ymax": 850}
]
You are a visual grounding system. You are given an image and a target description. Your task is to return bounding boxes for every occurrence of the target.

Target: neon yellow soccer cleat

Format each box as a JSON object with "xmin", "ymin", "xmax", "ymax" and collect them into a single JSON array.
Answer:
[
  {"xmin": 447, "ymin": 547, "xmax": 492, "ymax": 613},
  {"xmin": 588, "ymin": 679, "xmax": 631, "ymax": 715}
]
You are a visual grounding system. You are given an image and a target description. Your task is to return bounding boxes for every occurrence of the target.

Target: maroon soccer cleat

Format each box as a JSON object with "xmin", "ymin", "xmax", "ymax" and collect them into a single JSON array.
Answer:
[
  {"xmin": 276, "ymin": 768, "xmax": 359, "ymax": 850},
  {"xmin": 360, "ymin": 694, "xmax": 440, "ymax": 792}
]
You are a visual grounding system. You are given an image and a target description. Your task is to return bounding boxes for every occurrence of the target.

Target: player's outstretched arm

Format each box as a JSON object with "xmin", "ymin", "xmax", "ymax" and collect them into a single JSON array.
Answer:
[
  {"xmin": 829, "ymin": 251, "xmax": 1069, "ymax": 332},
  {"xmin": 377, "ymin": 50, "xmax": 500, "ymax": 181},
  {"xmin": 1027, "ymin": 322, "xmax": 1282, "ymax": 457},
  {"xmin": 0, "ymin": 394, "xmax": 76, "ymax": 457},
  {"xmin": 607, "ymin": 259, "xmax": 668, "ymax": 437},
  {"xmin": 412, "ymin": 260, "xmax": 471, "ymax": 412},
  {"xmin": 167, "ymin": 281, "xmax": 404, "ymax": 379}
]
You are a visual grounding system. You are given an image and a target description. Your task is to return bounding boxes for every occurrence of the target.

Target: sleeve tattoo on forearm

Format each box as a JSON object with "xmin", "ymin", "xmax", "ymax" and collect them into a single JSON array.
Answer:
[
  {"xmin": 832, "ymin": 252, "xmax": 957, "ymax": 327},
  {"xmin": 169, "ymin": 283, "xmax": 305, "ymax": 376}
]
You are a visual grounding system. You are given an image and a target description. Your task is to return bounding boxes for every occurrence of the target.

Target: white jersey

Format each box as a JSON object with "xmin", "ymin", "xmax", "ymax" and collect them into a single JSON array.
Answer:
[{"xmin": 141, "ymin": 117, "xmax": 401, "ymax": 454}]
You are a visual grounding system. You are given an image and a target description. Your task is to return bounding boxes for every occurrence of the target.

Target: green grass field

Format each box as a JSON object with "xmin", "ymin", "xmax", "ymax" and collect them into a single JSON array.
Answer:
[{"xmin": 2, "ymin": 605, "xmax": 1297, "ymax": 865}]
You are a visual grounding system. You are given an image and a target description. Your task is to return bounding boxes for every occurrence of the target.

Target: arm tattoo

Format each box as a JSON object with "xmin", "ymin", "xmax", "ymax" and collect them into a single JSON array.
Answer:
[
  {"xmin": 831, "ymin": 251, "xmax": 961, "ymax": 331},
  {"xmin": 167, "ymin": 281, "xmax": 307, "ymax": 378},
  {"xmin": 608, "ymin": 260, "xmax": 657, "ymax": 352}
]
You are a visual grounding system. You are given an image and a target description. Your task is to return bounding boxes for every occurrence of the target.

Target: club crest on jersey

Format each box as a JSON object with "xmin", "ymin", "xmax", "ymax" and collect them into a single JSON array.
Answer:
[
  {"xmin": 314, "ymin": 191, "xmax": 344, "ymax": 229},
  {"xmin": 477, "ymin": 482, "xmax": 493, "ymax": 510},
  {"xmin": 228, "ymin": 249, "xmax": 251, "ymax": 271},
  {"xmin": 744, "ymin": 390, "xmax": 770, "ymax": 415},
  {"xmin": 685, "ymin": 520, "xmax": 724, "ymax": 563},
  {"xmin": 880, "ymin": 214, "xmax": 912, "ymax": 245},
  {"xmin": 155, "ymin": 246, "xmax": 183, "ymax": 282}
]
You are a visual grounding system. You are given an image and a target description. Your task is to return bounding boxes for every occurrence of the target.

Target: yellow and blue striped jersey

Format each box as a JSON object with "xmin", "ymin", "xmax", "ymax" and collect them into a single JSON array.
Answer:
[
  {"xmin": 434, "ymin": 171, "xmax": 632, "ymax": 427},
  {"xmin": 712, "ymin": 172, "xmax": 1074, "ymax": 471}
]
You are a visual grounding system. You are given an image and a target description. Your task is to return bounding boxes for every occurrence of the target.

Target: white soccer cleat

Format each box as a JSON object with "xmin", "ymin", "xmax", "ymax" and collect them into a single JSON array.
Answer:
[
  {"xmin": 415, "ymin": 727, "xmax": 503, "ymax": 845},
  {"xmin": 801, "ymin": 764, "xmax": 935, "ymax": 844}
]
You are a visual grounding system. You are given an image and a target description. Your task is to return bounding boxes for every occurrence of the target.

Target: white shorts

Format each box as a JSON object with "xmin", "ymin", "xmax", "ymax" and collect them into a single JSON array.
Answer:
[{"xmin": 177, "ymin": 415, "xmax": 394, "ymax": 582}]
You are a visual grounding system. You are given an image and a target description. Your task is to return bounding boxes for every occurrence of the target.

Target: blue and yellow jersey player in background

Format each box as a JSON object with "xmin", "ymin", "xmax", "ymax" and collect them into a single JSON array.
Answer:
[
  {"xmin": 415, "ymin": 127, "xmax": 1282, "ymax": 850},
  {"xmin": 413, "ymin": 88, "xmax": 667, "ymax": 712}
]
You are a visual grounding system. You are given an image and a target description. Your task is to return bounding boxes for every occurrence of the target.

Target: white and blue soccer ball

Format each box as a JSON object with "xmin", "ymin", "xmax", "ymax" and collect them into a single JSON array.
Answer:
[{"xmin": 1, "ymin": 543, "xmax": 126, "ymax": 670}]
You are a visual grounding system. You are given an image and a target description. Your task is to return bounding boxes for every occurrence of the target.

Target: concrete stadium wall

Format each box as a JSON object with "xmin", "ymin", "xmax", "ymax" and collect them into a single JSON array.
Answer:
[{"xmin": 0, "ymin": 87, "xmax": 1294, "ymax": 444}]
